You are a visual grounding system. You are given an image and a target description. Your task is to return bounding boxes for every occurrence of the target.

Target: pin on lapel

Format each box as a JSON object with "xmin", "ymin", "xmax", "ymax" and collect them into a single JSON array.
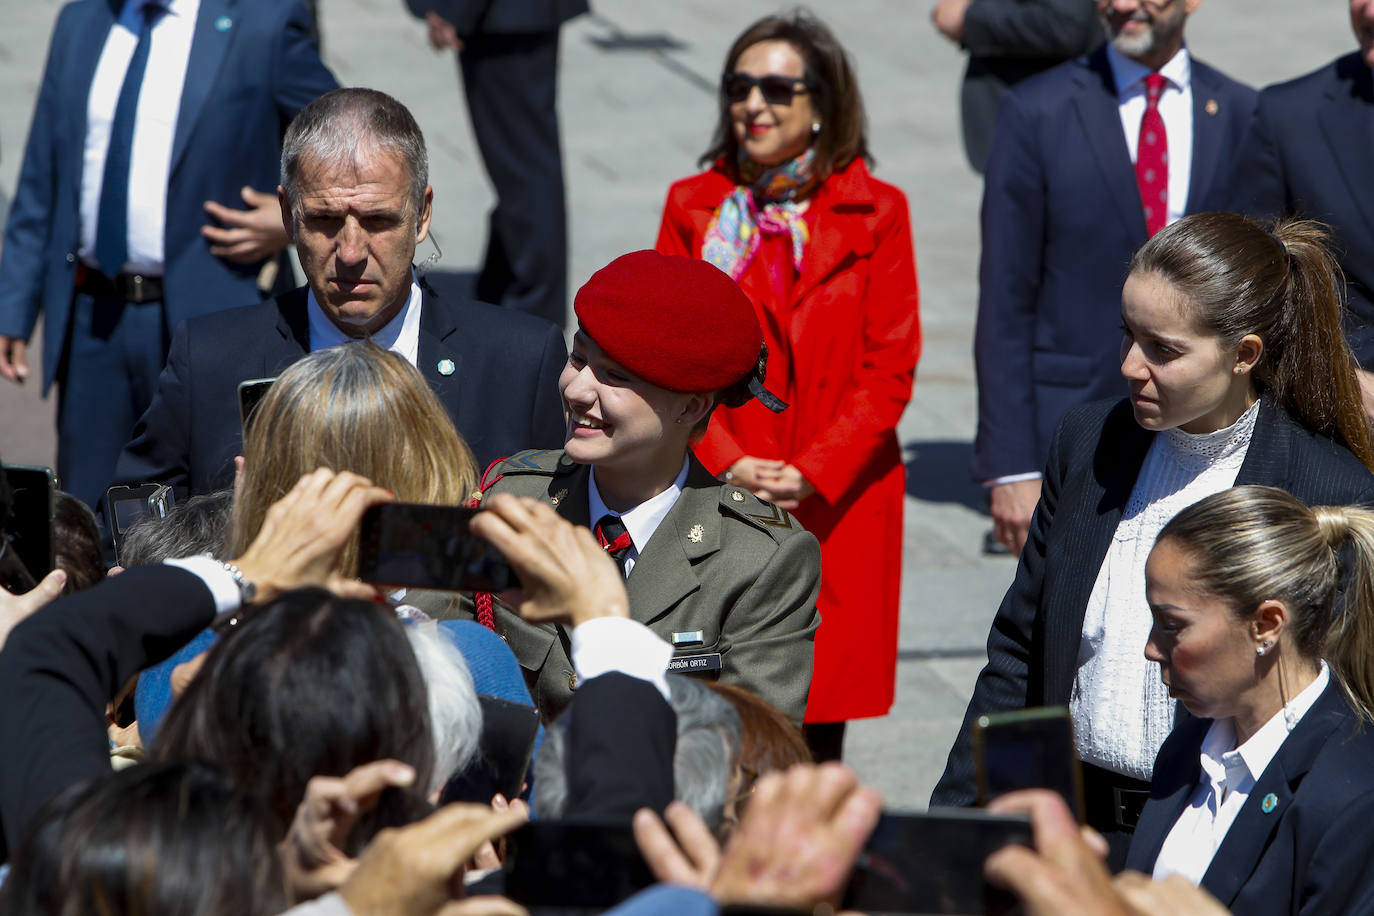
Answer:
[
  {"xmin": 1261, "ymin": 793, "xmax": 1278, "ymax": 814},
  {"xmin": 215, "ymin": 15, "xmax": 232, "ymax": 31},
  {"xmin": 731, "ymin": 490, "xmax": 746, "ymax": 502},
  {"xmin": 1205, "ymin": 99, "xmax": 1219, "ymax": 116},
  {"xmin": 550, "ymin": 488, "xmax": 568, "ymax": 507},
  {"xmin": 688, "ymin": 524, "xmax": 704, "ymax": 543},
  {"xmin": 437, "ymin": 358, "xmax": 455, "ymax": 376}
]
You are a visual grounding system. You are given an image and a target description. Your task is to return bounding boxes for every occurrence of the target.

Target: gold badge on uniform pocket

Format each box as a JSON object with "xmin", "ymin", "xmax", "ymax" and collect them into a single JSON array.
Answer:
[{"xmin": 688, "ymin": 523, "xmax": 704, "ymax": 542}]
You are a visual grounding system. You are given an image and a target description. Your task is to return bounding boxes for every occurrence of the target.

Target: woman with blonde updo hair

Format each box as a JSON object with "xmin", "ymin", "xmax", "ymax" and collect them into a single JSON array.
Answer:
[
  {"xmin": 1125, "ymin": 485, "xmax": 1374, "ymax": 912},
  {"xmin": 227, "ymin": 342, "xmax": 478, "ymax": 575},
  {"xmin": 935, "ymin": 212, "xmax": 1374, "ymax": 858}
]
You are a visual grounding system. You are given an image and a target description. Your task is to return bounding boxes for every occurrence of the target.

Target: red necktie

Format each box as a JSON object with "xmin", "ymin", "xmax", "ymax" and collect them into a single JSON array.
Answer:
[
  {"xmin": 1136, "ymin": 73, "xmax": 1169, "ymax": 237},
  {"xmin": 595, "ymin": 514, "xmax": 634, "ymax": 576}
]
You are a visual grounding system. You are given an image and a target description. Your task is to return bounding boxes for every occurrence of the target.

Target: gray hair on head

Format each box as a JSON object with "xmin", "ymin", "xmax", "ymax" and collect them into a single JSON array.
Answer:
[
  {"xmin": 405, "ymin": 622, "xmax": 483, "ymax": 793},
  {"xmin": 532, "ymin": 675, "xmax": 742, "ymax": 829},
  {"xmin": 279, "ymin": 87, "xmax": 429, "ymax": 218}
]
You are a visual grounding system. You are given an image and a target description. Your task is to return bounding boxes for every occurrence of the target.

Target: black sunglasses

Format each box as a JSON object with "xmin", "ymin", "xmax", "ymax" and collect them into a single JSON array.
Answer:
[{"xmin": 722, "ymin": 72, "xmax": 813, "ymax": 105}]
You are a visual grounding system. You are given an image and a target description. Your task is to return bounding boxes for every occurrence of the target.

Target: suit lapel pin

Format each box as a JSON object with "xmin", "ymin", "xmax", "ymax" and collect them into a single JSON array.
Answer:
[
  {"xmin": 550, "ymin": 488, "xmax": 568, "ymax": 507},
  {"xmin": 688, "ymin": 524, "xmax": 704, "ymax": 543},
  {"xmin": 1205, "ymin": 99, "xmax": 1219, "ymax": 116},
  {"xmin": 215, "ymin": 15, "xmax": 232, "ymax": 31},
  {"xmin": 437, "ymin": 358, "xmax": 455, "ymax": 376},
  {"xmin": 1261, "ymin": 793, "xmax": 1278, "ymax": 814},
  {"xmin": 731, "ymin": 490, "xmax": 746, "ymax": 502}
]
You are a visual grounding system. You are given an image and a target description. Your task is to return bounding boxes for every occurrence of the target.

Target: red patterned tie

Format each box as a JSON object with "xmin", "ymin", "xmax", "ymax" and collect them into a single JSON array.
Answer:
[
  {"xmin": 1136, "ymin": 73, "xmax": 1168, "ymax": 237},
  {"xmin": 595, "ymin": 514, "xmax": 634, "ymax": 576}
]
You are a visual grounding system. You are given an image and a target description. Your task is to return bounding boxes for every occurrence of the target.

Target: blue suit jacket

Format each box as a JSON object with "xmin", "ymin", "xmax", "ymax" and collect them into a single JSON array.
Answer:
[
  {"xmin": 971, "ymin": 47, "xmax": 1255, "ymax": 481},
  {"xmin": 0, "ymin": 0, "xmax": 337, "ymax": 392},
  {"xmin": 1127, "ymin": 682, "xmax": 1374, "ymax": 914},
  {"xmin": 110, "ymin": 284, "xmax": 569, "ymax": 497},
  {"xmin": 1227, "ymin": 53, "xmax": 1374, "ymax": 367}
]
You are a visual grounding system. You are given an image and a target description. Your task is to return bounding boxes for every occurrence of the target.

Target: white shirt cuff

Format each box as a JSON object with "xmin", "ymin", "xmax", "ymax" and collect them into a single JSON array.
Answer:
[
  {"xmin": 570, "ymin": 617, "xmax": 673, "ymax": 702},
  {"xmin": 984, "ymin": 471, "xmax": 1044, "ymax": 487},
  {"xmin": 164, "ymin": 556, "xmax": 241, "ymax": 616}
]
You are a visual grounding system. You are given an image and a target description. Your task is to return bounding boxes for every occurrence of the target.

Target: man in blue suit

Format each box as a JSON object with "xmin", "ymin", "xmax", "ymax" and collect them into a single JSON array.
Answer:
[
  {"xmin": 0, "ymin": 0, "xmax": 336, "ymax": 511},
  {"xmin": 973, "ymin": 0, "xmax": 1254, "ymax": 553},
  {"xmin": 111, "ymin": 88, "xmax": 568, "ymax": 501},
  {"xmin": 1226, "ymin": 0, "xmax": 1374, "ymax": 417}
]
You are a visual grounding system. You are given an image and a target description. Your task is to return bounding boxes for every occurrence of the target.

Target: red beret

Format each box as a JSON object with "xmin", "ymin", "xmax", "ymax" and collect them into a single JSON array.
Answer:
[{"xmin": 574, "ymin": 250, "xmax": 763, "ymax": 393}]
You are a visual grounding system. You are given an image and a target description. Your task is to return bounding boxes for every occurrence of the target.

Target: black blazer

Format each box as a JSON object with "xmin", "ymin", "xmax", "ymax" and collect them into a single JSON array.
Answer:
[
  {"xmin": 112, "ymin": 284, "xmax": 568, "ymax": 498},
  {"xmin": 933, "ymin": 394, "xmax": 1374, "ymax": 806},
  {"xmin": 956, "ymin": 0, "xmax": 1101, "ymax": 173},
  {"xmin": 1126, "ymin": 682, "xmax": 1374, "ymax": 913},
  {"xmin": 972, "ymin": 47, "xmax": 1255, "ymax": 481},
  {"xmin": 561, "ymin": 672, "xmax": 676, "ymax": 823},
  {"xmin": 0, "ymin": 565, "xmax": 217, "ymax": 860},
  {"xmin": 1227, "ymin": 53, "xmax": 1374, "ymax": 366}
]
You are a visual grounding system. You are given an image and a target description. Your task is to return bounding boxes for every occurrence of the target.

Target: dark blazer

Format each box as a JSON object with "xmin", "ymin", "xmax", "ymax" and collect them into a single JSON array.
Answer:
[
  {"xmin": 0, "ymin": 0, "xmax": 337, "ymax": 392},
  {"xmin": 111, "ymin": 285, "xmax": 568, "ymax": 498},
  {"xmin": 933, "ymin": 394, "xmax": 1374, "ymax": 806},
  {"xmin": 957, "ymin": 0, "xmax": 1101, "ymax": 173},
  {"xmin": 562, "ymin": 672, "xmax": 676, "ymax": 823},
  {"xmin": 1226, "ymin": 53, "xmax": 1374, "ymax": 366},
  {"xmin": 0, "ymin": 565, "xmax": 216, "ymax": 860},
  {"xmin": 972, "ymin": 47, "xmax": 1255, "ymax": 481},
  {"xmin": 477, "ymin": 449, "xmax": 820, "ymax": 724},
  {"xmin": 1126, "ymin": 682, "xmax": 1374, "ymax": 913}
]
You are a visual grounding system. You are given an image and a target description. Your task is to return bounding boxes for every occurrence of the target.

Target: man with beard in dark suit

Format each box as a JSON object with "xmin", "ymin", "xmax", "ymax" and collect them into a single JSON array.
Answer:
[
  {"xmin": 1227, "ymin": 0, "xmax": 1374, "ymax": 420},
  {"xmin": 112, "ymin": 88, "xmax": 567, "ymax": 499}
]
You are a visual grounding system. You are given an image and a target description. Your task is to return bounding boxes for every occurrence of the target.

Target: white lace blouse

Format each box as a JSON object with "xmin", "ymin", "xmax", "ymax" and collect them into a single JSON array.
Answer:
[{"xmin": 1070, "ymin": 399, "xmax": 1260, "ymax": 779}]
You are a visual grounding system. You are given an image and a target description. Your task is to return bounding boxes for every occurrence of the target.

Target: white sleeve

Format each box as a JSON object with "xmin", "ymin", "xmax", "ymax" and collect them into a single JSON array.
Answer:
[
  {"xmin": 570, "ymin": 617, "xmax": 673, "ymax": 702},
  {"xmin": 163, "ymin": 556, "xmax": 240, "ymax": 615}
]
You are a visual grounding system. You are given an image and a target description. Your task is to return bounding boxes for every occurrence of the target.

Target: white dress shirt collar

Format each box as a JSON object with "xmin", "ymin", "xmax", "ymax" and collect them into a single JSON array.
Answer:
[
  {"xmin": 587, "ymin": 457, "xmax": 691, "ymax": 577},
  {"xmin": 1106, "ymin": 42, "xmax": 1192, "ymax": 95},
  {"xmin": 306, "ymin": 272, "xmax": 424, "ymax": 368},
  {"xmin": 1212, "ymin": 661, "xmax": 1330, "ymax": 789}
]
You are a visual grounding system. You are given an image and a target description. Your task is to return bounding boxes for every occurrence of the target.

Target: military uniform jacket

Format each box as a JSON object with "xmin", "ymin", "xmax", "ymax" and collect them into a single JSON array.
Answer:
[{"xmin": 477, "ymin": 449, "xmax": 821, "ymax": 723}]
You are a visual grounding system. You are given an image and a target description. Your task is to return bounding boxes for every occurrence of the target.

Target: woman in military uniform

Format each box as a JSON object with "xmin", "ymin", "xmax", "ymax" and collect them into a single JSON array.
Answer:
[{"xmin": 477, "ymin": 250, "xmax": 821, "ymax": 724}]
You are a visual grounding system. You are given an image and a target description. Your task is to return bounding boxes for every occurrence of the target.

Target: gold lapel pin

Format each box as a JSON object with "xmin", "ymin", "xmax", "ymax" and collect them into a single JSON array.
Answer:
[
  {"xmin": 1205, "ymin": 99, "xmax": 1219, "ymax": 116},
  {"xmin": 688, "ymin": 524, "xmax": 704, "ymax": 543},
  {"xmin": 550, "ymin": 487, "xmax": 568, "ymax": 507},
  {"xmin": 731, "ymin": 491, "xmax": 746, "ymax": 503}
]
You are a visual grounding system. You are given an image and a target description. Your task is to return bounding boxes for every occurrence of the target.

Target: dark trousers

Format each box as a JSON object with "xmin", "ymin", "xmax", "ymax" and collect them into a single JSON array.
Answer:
[
  {"xmin": 458, "ymin": 28, "xmax": 569, "ymax": 329},
  {"xmin": 56, "ymin": 292, "xmax": 168, "ymax": 512}
]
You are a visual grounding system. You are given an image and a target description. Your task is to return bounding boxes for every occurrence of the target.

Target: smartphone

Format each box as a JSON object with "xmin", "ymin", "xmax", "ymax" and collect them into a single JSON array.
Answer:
[
  {"xmin": 842, "ymin": 809, "xmax": 1032, "ymax": 915},
  {"xmin": 104, "ymin": 484, "xmax": 176, "ymax": 566},
  {"xmin": 441, "ymin": 694, "xmax": 540, "ymax": 804},
  {"xmin": 237, "ymin": 377, "xmax": 276, "ymax": 437},
  {"xmin": 503, "ymin": 820, "xmax": 654, "ymax": 909},
  {"xmin": 973, "ymin": 706, "xmax": 1084, "ymax": 821},
  {"xmin": 1, "ymin": 465, "xmax": 57, "ymax": 593},
  {"xmin": 356, "ymin": 503, "xmax": 519, "ymax": 593}
]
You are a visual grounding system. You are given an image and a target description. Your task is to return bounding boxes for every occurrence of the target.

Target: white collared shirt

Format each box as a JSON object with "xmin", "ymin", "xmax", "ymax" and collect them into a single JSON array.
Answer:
[
  {"xmin": 81, "ymin": 0, "xmax": 200, "ymax": 275},
  {"xmin": 1107, "ymin": 43, "xmax": 1194, "ymax": 230},
  {"xmin": 1152, "ymin": 663, "xmax": 1330, "ymax": 885},
  {"xmin": 587, "ymin": 457, "xmax": 690, "ymax": 578},
  {"xmin": 306, "ymin": 273, "xmax": 424, "ymax": 368}
]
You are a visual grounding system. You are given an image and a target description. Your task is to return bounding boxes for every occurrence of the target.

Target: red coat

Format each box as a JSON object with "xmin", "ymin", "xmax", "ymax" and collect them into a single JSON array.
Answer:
[{"xmin": 656, "ymin": 158, "xmax": 921, "ymax": 721}]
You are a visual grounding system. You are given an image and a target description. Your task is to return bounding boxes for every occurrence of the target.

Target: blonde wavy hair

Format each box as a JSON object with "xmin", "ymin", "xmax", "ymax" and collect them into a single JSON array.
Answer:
[{"xmin": 228, "ymin": 342, "xmax": 478, "ymax": 573}]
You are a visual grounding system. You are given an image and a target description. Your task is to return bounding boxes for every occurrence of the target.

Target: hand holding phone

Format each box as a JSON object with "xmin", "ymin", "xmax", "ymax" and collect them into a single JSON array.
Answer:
[
  {"xmin": 973, "ymin": 707, "xmax": 1084, "ymax": 821},
  {"xmin": 357, "ymin": 503, "xmax": 519, "ymax": 593},
  {"xmin": 2, "ymin": 464, "xmax": 57, "ymax": 593}
]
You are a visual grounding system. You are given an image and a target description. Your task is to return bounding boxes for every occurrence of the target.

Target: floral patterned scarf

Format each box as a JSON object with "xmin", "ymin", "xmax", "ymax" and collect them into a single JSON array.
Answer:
[{"xmin": 702, "ymin": 149, "xmax": 820, "ymax": 281}]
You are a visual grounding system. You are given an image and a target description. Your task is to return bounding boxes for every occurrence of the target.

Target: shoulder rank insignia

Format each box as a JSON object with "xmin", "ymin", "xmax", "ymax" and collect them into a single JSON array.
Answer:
[{"xmin": 746, "ymin": 502, "xmax": 794, "ymax": 530}]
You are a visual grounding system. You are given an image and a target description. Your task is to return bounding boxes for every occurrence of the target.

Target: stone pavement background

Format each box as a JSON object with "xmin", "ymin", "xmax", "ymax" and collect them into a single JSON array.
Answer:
[{"xmin": 0, "ymin": 1, "xmax": 1354, "ymax": 809}]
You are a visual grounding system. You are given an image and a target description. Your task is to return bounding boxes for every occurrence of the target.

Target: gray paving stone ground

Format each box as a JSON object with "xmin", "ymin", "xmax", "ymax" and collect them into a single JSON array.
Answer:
[{"xmin": 0, "ymin": 0, "xmax": 1355, "ymax": 809}]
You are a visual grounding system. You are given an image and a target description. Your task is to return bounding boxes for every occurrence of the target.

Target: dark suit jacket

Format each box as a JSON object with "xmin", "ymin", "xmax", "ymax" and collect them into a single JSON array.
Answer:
[
  {"xmin": 1226, "ymin": 53, "xmax": 1374, "ymax": 366},
  {"xmin": 972, "ymin": 47, "xmax": 1256, "ymax": 481},
  {"xmin": 0, "ymin": 565, "xmax": 216, "ymax": 860},
  {"xmin": 1126, "ymin": 682, "xmax": 1374, "ymax": 913},
  {"xmin": 407, "ymin": 0, "xmax": 587, "ymax": 34},
  {"xmin": 0, "ymin": 0, "xmax": 337, "ymax": 392},
  {"xmin": 957, "ymin": 0, "xmax": 1101, "ymax": 173},
  {"xmin": 111, "ymin": 285, "xmax": 568, "ymax": 497},
  {"xmin": 933, "ymin": 394, "xmax": 1374, "ymax": 806},
  {"xmin": 478, "ymin": 450, "xmax": 820, "ymax": 724},
  {"xmin": 562, "ymin": 672, "xmax": 676, "ymax": 823}
]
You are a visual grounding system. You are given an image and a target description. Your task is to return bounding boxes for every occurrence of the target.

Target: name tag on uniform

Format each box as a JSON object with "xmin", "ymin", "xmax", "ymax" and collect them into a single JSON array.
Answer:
[{"xmin": 668, "ymin": 653, "xmax": 722, "ymax": 672}]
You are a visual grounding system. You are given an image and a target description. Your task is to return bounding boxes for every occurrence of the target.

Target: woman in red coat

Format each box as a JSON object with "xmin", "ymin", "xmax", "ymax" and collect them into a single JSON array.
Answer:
[{"xmin": 655, "ymin": 10, "xmax": 921, "ymax": 758}]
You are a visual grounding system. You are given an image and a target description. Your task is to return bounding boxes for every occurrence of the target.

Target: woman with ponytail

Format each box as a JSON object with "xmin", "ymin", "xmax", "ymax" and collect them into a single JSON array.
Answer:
[
  {"xmin": 934, "ymin": 212, "xmax": 1374, "ymax": 860},
  {"xmin": 1124, "ymin": 485, "xmax": 1374, "ymax": 913}
]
